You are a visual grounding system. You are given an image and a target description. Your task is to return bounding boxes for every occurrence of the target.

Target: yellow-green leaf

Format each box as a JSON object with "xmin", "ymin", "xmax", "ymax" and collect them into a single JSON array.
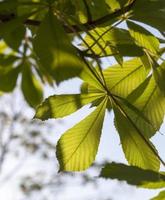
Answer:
[
  {"xmin": 128, "ymin": 76, "xmax": 165, "ymax": 138},
  {"xmin": 80, "ymin": 63, "xmax": 105, "ymax": 92},
  {"xmin": 127, "ymin": 21, "xmax": 160, "ymax": 55},
  {"xmin": 104, "ymin": 58, "xmax": 148, "ymax": 97},
  {"xmin": 35, "ymin": 93, "xmax": 105, "ymax": 120},
  {"xmin": 153, "ymin": 61, "xmax": 165, "ymax": 95},
  {"xmin": 151, "ymin": 190, "xmax": 165, "ymax": 200},
  {"xmin": 56, "ymin": 97, "xmax": 107, "ymax": 171},
  {"xmin": 114, "ymin": 105, "xmax": 160, "ymax": 171},
  {"xmin": 83, "ymin": 26, "xmax": 143, "ymax": 57}
]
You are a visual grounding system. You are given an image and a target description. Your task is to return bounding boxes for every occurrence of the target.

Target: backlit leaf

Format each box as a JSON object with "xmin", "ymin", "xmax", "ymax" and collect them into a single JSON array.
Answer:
[
  {"xmin": 127, "ymin": 21, "xmax": 160, "ymax": 55},
  {"xmin": 80, "ymin": 63, "xmax": 105, "ymax": 92},
  {"xmin": 114, "ymin": 105, "xmax": 160, "ymax": 171},
  {"xmin": 103, "ymin": 58, "xmax": 148, "ymax": 97},
  {"xmin": 56, "ymin": 97, "xmax": 107, "ymax": 171},
  {"xmin": 83, "ymin": 26, "xmax": 143, "ymax": 57},
  {"xmin": 151, "ymin": 190, "xmax": 165, "ymax": 200},
  {"xmin": 153, "ymin": 61, "xmax": 165, "ymax": 95},
  {"xmin": 127, "ymin": 76, "xmax": 165, "ymax": 138},
  {"xmin": 35, "ymin": 93, "xmax": 105, "ymax": 120}
]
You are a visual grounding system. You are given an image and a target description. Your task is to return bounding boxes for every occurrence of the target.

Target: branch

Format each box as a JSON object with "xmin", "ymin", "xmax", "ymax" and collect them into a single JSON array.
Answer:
[{"xmin": 0, "ymin": 0, "xmax": 136, "ymax": 33}]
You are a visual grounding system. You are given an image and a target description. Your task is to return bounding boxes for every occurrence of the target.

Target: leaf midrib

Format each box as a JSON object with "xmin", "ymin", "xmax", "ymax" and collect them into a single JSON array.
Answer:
[
  {"xmin": 50, "ymin": 93, "xmax": 104, "ymax": 108},
  {"xmin": 107, "ymin": 64, "xmax": 144, "ymax": 91},
  {"xmin": 62, "ymin": 98, "xmax": 107, "ymax": 168},
  {"xmin": 119, "ymin": 111, "xmax": 149, "ymax": 169},
  {"xmin": 135, "ymin": 83, "xmax": 157, "ymax": 123}
]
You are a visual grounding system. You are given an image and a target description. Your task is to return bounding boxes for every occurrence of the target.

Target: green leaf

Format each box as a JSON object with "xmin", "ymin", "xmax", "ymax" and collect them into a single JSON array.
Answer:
[
  {"xmin": 21, "ymin": 62, "xmax": 43, "ymax": 108},
  {"xmin": 0, "ymin": 66, "xmax": 20, "ymax": 92},
  {"xmin": 83, "ymin": 58, "xmax": 148, "ymax": 99},
  {"xmin": 127, "ymin": 21, "xmax": 160, "ymax": 55},
  {"xmin": 84, "ymin": 0, "xmax": 110, "ymax": 21},
  {"xmin": 80, "ymin": 63, "xmax": 105, "ymax": 92},
  {"xmin": 0, "ymin": 1, "xmax": 17, "ymax": 12},
  {"xmin": 56, "ymin": 0, "xmax": 76, "ymax": 17},
  {"xmin": 0, "ymin": 40, "xmax": 9, "ymax": 54},
  {"xmin": 100, "ymin": 162, "xmax": 165, "ymax": 189},
  {"xmin": 0, "ymin": 54, "xmax": 19, "ymax": 67},
  {"xmin": 114, "ymin": 105, "xmax": 160, "ymax": 171},
  {"xmin": 72, "ymin": 0, "xmax": 110, "ymax": 23},
  {"xmin": 0, "ymin": 16, "xmax": 26, "ymax": 50},
  {"xmin": 105, "ymin": 0, "xmax": 121, "ymax": 10},
  {"xmin": 56, "ymin": 97, "xmax": 107, "ymax": 171},
  {"xmin": 151, "ymin": 190, "xmax": 165, "ymax": 200},
  {"xmin": 69, "ymin": 0, "xmax": 87, "ymax": 23},
  {"xmin": 46, "ymin": 0, "xmax": 56, "ymax": 4},
  {"xmin": 153, "ymin": 61, "xmax": 165, "ymax": 95},
  {"xmin": 33, "ymin": 11, "xmax": 83, "ymax": 84},
  {"xmin": 114, "ymin": 95, "xmax": 153, "ymax": 129},
  {"xmin": 127, "ymin": 76, "xmax": 165, "ymax": 138},
  {"xmin": 35, "ymin": 93, "xmax": 105, "ymax": 120},
  {"xmin": 140, "ymin": 53, "xmax": 153, "ymax": 70},
  {"xmin": 80, "ymin": 82, "xmax": 103, "ymax": 94},
  {"xmin": 131, "ymin": 0, "xmax": 165, "ymax": 32},
  {"xmin": 83, "ymin": 26, "xmax": 144, "ymax": 57},
  {"xmin": 16, "ymin": 0, "xmax": 46, "ymax": 17},
  {"xmin": 103, "ymin": 58, "xmax": 148, "ymax": 97}
]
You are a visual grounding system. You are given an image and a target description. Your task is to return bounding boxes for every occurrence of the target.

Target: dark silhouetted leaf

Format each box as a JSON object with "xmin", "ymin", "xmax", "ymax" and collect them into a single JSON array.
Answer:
[
  {"xmin": 100, "ymin": 162, "xmax": 165, "ymax": 188},
  {"xmin": 33, "ymin": 11, "xmax": 83, "ymax": 83},
  {"xmin": 21, "ymin": 62, "xmax": 43, "ymax": 108}
]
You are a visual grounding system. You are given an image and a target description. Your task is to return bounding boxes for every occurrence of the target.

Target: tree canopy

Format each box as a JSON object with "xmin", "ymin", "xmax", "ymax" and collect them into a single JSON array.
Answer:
[{"xmin": 0, "ymin": 0, "xmax": 165, "ymax": 199}]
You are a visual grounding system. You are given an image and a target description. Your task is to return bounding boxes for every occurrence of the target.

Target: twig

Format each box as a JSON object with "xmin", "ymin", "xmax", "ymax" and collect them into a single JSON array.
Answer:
[{"xmin": 0, "ymin": 0, "xmax": 137, "ymax": 33}]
